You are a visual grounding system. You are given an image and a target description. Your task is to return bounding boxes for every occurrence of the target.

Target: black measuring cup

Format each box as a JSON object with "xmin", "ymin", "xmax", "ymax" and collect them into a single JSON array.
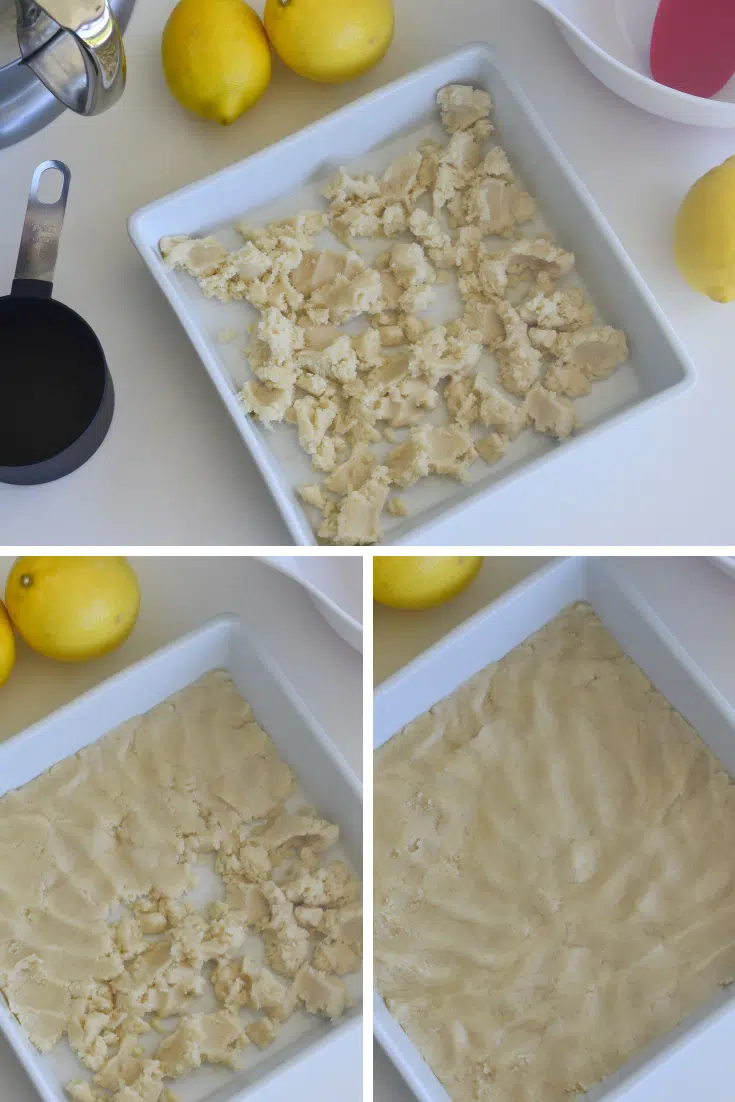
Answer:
[{"xmin": 0, "ymin": 160, "xmax": 114, "ymax": 485}]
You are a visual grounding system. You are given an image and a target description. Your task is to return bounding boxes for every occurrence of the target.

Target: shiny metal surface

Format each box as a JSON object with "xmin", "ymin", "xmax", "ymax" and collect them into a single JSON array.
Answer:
[
  {"xmin": 0, "ymin": 0, "xmax": 132, "ymax": 148},
  {"xmin": 17, "ymin": 0, "xmax": 125, "ymax": 114},
  {"xmin": 14, "ymin": 159, "xmax": 70, "ymax": 284}
]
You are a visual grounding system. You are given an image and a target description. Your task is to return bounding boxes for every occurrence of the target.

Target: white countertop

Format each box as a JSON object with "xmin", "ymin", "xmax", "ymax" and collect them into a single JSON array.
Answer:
[
  {"xmin": 374, "ymin": 556, "xmax": 551, "ymax": 684},
  {"xmin": 0, "ymin": 555, "xmax": 362, "ymax": 1102},
  {"xmin": 2, "ymin": 0, "xmax": 735, "ymax": 545},
  {"xmin": 374, "ymin": 555, "xmax": 735, "ymax": 1101}
]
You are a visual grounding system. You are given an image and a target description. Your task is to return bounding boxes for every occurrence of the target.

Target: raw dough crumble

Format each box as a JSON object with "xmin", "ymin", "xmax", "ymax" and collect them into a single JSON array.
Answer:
[
  {"xmin": 0, "ymin": 672, "xmax": 361, "ymax": 1102},
  {"xmin": 161, "ymin": 84, "xmax": 629, "ymax": 545},
  {"xmin": 374, "ymin": 604, "xmax": 735, "ymax": 1102}
]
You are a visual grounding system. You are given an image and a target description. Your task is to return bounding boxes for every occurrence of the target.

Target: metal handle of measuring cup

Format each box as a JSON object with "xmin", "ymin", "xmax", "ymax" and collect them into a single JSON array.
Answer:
[
  {"xmin": 11, "ymin": 160, "xmax": 70, "ymax": 300},
  {"xmin": 15, "ymin": 0, "xmax": 126, "ymax": 115}
]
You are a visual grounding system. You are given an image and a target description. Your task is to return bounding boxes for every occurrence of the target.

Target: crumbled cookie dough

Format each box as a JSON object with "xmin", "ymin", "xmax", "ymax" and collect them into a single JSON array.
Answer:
[
  {"xmin": 67, "ymin": 1082, "xmax": 106, "ymax": 1102},
  {"xmin": 0, "ymin": 673, "xmax": 361, "ymax": 1100},
  {"xmin": 292, "ymin": 395, "xmax": 338, "ymax": 456},
  {"xmin": 324, "ymin": 152, "xmax": 425, "ymax": 243},
  {"xmin": 239, "ymin": 380, "xmax": 294, "ymax": 426},
  {"xmin": 386, "ymin": 427, "xmax": 433, "ymax": 488},
  {"xmin": 496, "ymin": 300, "xmax": 544, "ymax": 396},
  {"xmin": 477, "ymin": 384, "xmax": 527, "ymax": 438},
  {"xmin": 503, "ymin": 237, "xmax": 576, "ymax": 280},
  {"xmin": 220, "ymin": 883, "xmax": 269, "ymax": 926},
  {"xmin": 211, "ymin": 957, "xmax": 251, "ymax": 1010},
  {"xmin": 110, "ymin": 1061, "xmax": 166, "ymax": 1102},
  {"xmin": 251, "ymin": 969, "xmax": 293, "ymax": 1020},
  {"xmin": 312, "ymin": 940, "xmax": 361, "ymax": 976},
  {"xmin": 427, "ymin": 425, "xmax": 477, "ymax": 481},
  {"xmin": 327, "ymin": 466, "xmax": 393, "ymax": 546},
  {"xmin": 160, "ymin": 235, "xmax": 229, "ymax": 279},
  {"xmin": 379, "ymin": 324, "xmax": 405, "ymax": 348},
  {"xmin": 211, "ymin": 952, "xmax": 293, "ymax": 1018},
  {"xmin": 216, "ymin": 838, "xmax": 271, "ymax": 884},
  {"xmin": 324, "ymin": 445, "xmax": 377, "ymax": 495},
  {"xmin": 155, "ymin": 1011, "xmax": 248, "ymax": 1076},
  {"xmin": 544, "ymin": 326, "xmax": 628, "ymax": 397},
  {"xmin": 94, "ymin": 1036, "xmax": 148, "ymax": 1090},
  {"xmin": 436, "ymin": 84, "xmax": 492, "ymax": 133},
  {"xmin": 387, "ymin": 496, "xmax": 408, "ymax": 517},
  {"xmin": 528, "ymin": 326, "xmax": 559, "ymax": 352},
  {"xmin": 462, "ymin": 177, "xmax": 536, "ymax": 236},
  {"xmin": 163, "ymin": 84, "xmax": 630, "ymax": 543},
  {"xmin": 294, "ymin": 906, "xmax": 325, "ymax": 930},
  {"xmin": 386, "ymin": 377, "xmax": 438, "ymax": 429},
  {"xmin": 292, "ymin": 965, "xmax": 348, "ymax": 1020},
  {"xmin": 475, "ymin": 432, "xmax": 507, "ymax": 464},
  {"xmin": 246, "ymin": 1017, "xmax": 279, "ymax": 1048},
  {"xmin": 462, "ymin": 300, "xmax": 504, "ymax": 349},
  {"xmin": 408, "ymin": 208, "xmax": 452, "ymax": 254},
  {"xmin": 261, "ymin": 881, "xmax": 311, "ymax": 977},
  {"xmin": 524, "ymin": 382, "xmax": 579, "ymax": 439},
  {"xmin": 444, "ymin": 374, "xmax": 479, "ymax": 428},
  {"xmin": 519, "ymin": 286, "xmax": 594, "ymax": 331},
  {"xmin": 319, "ymin": 902, "xmax": 362, "ymax": 949},
  {"xmin": 388, "ymin": 243, "xmax": 436, "ymax": 297},
  {"xmin": 544, "ymin": 356, "xmax": 592, "ymax": 397},
  {"xmin": 554, "ymin": 325, "xmax": 629, "ymax": 380},
  {"xmin": 284, "ymin": 861, "xmax": 360, "ymax": 908}
]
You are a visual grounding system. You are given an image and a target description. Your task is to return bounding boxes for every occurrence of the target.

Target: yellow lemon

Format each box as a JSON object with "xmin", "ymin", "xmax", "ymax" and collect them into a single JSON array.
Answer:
[
  {"xmin": 674, "ymin": 155, "xmax": 735, "ymax": 303},
  {"xmin": 264, "ymin": 0, "xmax": 394, "ymax": 84},
  {"xmin": 0, "ymin": 602, "xmax": 15, "ymax": 687},
  {"xmin": 5, "ymin": 557, "xmax": 140, "ymax": 663},
  {"xmin": 162, "ymin": 0, "xmax": 272, "ymax": 124},
  {"xmin": 373, "ymin": 556, "xmax": 483, "ymax": 610}
]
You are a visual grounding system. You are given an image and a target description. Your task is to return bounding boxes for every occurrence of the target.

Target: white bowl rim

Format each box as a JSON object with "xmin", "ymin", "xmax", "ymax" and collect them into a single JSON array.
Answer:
[{"xmin": 542, "ymin": 2, "xmax": 735, "ymax": 119}]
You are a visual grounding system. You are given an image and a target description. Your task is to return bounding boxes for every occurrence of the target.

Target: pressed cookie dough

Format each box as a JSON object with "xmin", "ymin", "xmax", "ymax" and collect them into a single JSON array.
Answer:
[{"xmin": 375, "ymin": 604, "xmax": 735, "ymax": 1102}]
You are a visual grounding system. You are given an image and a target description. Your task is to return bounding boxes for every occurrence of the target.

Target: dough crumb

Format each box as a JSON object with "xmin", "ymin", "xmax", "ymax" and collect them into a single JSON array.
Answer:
[
  {"xmin": 387, "ymin": 496, "xmax": 409, "ymax": 517},
  {"xmin": 293, "ymin": 964, "xmax": 349, "ymax": 1019},
  {"xmin": 246, "ymin": 1017, "xmax": 280, "ymax": 1048},
  {"xmin": 524, "ymin": 383, "xmax": 579, "ymax": 439},
  {"xmin": 437, "ymin": 84, "xmax": 492, "ymax": 133},
  {"xmin": 155, "ymin": 1011, "xmax": 248, "ymax": 1076},
  {"xmin": 475, "ymin": 433, "xmax": 507, "ymax": 464}
]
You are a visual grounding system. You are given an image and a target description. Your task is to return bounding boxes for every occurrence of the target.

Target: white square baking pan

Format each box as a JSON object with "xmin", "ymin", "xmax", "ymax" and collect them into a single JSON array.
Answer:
[
  {"xmin": 0, "ymin": 616, "xmax": 362, "ymax": 1102},
  {"xmin": 128, "ymin": 44, "xmax": 695, "ymax": 547},
  {"xmin": 374, "ymin": 557, "xmax": 735, "ymax": 1102}
]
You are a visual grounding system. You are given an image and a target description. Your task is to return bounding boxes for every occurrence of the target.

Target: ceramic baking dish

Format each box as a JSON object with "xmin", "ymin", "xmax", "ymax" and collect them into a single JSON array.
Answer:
[
  {"xmin": 128, "ymin": 44, "xmax": 695, "ymax": 547},
  {"xmin": 0, "ymin": 616, "xmax": 362, "ymax": 1102},
  {"xmin": 374, "ymin": 557, "xmax": 735, "ymax": 1102}
]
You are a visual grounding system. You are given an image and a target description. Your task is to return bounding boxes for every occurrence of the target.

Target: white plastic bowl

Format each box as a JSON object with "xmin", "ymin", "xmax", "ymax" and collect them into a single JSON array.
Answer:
[
  {"xmin": 532, "ymin": 0, "xmax": 735, "ymax": 127},
  {"xmin": 260, "ymin": 557, "xmax": 363, "ymax": 653}
]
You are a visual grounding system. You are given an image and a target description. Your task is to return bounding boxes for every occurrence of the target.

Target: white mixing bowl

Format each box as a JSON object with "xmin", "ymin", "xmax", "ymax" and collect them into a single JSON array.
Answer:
[
  {"xmin": 532, "ymin": 0, "xmax": 735, "ymax": 127},
  {"xmin": 260, "ymin": 557, "xmax": 363, "ymax": 653}
]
